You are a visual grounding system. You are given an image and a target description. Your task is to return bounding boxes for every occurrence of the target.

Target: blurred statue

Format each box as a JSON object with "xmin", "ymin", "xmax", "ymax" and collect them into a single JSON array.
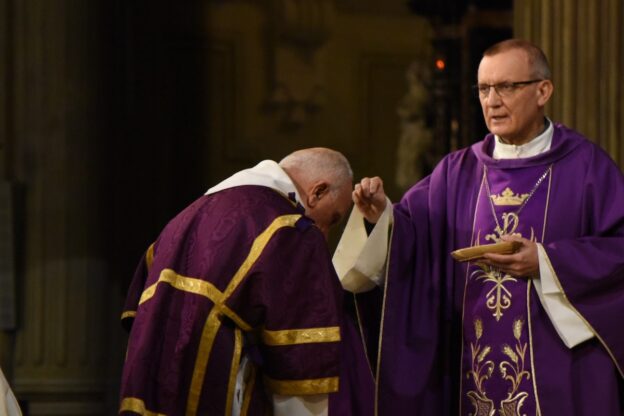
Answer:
[{"xmin": 395, "ymin": 61, "xmax": 434, "ymax": 190}]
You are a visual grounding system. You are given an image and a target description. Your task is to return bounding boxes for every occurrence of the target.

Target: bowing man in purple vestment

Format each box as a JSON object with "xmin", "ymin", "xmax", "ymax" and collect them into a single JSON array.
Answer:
[
  {"xmin": 334, "ymin": 39, "xmax": 624, "ymax": 415},
  {"xmin": 118, "ymin": 147, "xmax": 373, "ymax": 416}
]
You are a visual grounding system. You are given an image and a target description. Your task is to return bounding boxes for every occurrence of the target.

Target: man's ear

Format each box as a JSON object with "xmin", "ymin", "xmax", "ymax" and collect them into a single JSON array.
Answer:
[
  {"xmin": 306, "ymin": 182, "xmax": 330, "ymax": 208},
  {"xmin": 536, "ymin": 79, "xmax": 553, "ymax": 106}
]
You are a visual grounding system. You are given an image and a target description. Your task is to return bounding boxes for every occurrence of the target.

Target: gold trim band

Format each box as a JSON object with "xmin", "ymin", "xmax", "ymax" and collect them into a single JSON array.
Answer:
[
  {"xmin": 225, "ymin": 328, "xmax": 243, "ymax": 416},
  {"xmin": 185, "ymin": 214, "xmax": 302, "ymax": 415},
  {"xmin": 139, "ymin": 269, "xmax": 225, "ymax": 306},
  {"xmin": 119, "ymin": 397, "xmax": 166, "ymax": 416},
  {"xmin": 121, "ymin": 311, "xmax": 137, "ymax": 320},
  {"xmin": 146, "ymin": 243, "xmax": 155, "ymax": 271},
  {"xmin": 223, "ymin": 214, "xmax": 301, "ymax": 298},
  {"xmin": 261, "ymin": 327, "xmax": 340, "ymax": 346},
  {"xmin": 264, "ymin": 376, "xmax": 339, "ymax": 395},
  {"xmin": 186, "ymin": 309, "xmax": 222, "ymax": 416}
]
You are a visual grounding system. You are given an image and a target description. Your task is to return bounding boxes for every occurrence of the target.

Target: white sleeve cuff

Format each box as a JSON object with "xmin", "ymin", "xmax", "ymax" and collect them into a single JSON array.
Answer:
[
  {"xmin": 533, "ymin": 243, "xmax": 594, "ymax": 348},
  {"xmin": 332, "ymin": 198, "xmax": 393, "ymax": 293},
  {"xmin": 272, "ymin": 394, "xmax": 328, "ymax": 416}
]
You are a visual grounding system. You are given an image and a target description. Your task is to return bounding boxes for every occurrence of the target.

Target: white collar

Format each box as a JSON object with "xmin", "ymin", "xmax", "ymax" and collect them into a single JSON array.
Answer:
[
  {"xmin": 205, "ymin": 160, "xmax": 302, "ymax": 206},
  {"xmin": 493, "ymin": 119, "xmax": 553, "ymax": 160}
]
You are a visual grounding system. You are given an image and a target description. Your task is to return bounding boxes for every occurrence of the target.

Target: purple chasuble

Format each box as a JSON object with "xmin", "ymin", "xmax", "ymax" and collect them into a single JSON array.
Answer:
[
  {"xmin": 375, "ymin": 124, "xmax": 624, "ymax": 415},
  {"xmin": 462, "ymin": 163, "xmax": 552, "ymax": 415},
  {"xmin": 119, "ymin": 186, "xmax": 344, "ymax": 416}
]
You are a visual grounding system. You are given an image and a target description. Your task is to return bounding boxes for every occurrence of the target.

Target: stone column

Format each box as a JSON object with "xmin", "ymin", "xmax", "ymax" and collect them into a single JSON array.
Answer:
[
  {"xmin": 9, "ymin": 1, "xmax": 120, "ymax": 414},
  {"xmin": 514, "ymin": 0, "xmax": 624, "ymax": 166}
]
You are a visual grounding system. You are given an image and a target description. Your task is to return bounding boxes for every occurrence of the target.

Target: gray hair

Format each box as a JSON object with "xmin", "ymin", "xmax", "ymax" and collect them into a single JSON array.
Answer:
[
  {"xmin": 279, "ymin": 148, "xmax": 353, "ymax": 194},
  {"xmin": 483, "ymin": 39, "xmax": 552, "ymax": 80}
]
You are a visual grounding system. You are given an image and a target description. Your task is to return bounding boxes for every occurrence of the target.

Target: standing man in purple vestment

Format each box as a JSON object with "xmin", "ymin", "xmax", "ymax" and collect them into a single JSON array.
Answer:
[
  {"xmin": 334, "ymin": 39, "xmax": 624, "ymax": 415},
  {"xmin": 118, "ymin": 147, "xmax": 372, "ymax": 416}
]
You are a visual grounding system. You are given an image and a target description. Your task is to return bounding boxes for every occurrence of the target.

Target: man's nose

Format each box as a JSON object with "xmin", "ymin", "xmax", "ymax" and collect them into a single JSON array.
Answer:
[{"xmin": 484, "ymin": 88, "xmax": 502, "ymax": 105}]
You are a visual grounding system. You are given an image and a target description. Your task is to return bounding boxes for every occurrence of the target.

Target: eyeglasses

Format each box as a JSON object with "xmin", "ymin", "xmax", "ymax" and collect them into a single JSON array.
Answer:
[{"xmin": 474, "ymin": 79, "xmax": 543, "ymax": 98}]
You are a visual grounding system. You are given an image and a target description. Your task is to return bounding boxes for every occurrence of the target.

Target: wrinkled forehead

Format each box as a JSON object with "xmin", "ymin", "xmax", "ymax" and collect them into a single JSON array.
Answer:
[{"xmin": 478, "ymin": 49, "xmax": 532, "ymax": 83}]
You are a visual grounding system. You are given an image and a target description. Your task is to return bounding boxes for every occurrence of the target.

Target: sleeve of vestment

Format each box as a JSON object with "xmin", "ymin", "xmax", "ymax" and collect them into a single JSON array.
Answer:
[
  {"xmin": 532, "ymin": 243, "xmax": 594, "ymax": 347},
  {"xmin": 120, "ymin": 243, "xmax": 156, "ymax": 331},
  {"xmin": 542, "ymin": 146, "xmax": 624, "ymax": 376}
]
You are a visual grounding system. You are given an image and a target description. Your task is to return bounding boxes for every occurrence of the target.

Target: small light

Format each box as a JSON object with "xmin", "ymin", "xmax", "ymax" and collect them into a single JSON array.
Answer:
[{"xmin": 435, "ymin": 59, "xmax": 446, "ymax": 71}]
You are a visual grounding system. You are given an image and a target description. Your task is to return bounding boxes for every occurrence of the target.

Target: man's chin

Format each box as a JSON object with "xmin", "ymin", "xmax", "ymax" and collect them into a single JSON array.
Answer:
[{"xmin": 487, "ymin": 125, "xmax": 509, "ymax": 137}]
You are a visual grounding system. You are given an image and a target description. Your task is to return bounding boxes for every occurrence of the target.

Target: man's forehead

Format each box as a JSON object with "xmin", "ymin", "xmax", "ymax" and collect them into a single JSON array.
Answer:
[{"xmin": 478, "ymin": 50, "xmax": 531, "ymax": 81}]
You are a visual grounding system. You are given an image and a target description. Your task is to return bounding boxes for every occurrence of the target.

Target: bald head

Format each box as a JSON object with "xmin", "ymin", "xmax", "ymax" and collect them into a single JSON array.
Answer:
[
  {"xmin": 279, "ymin": 147, "xmax": 353, "ymax": 238},
  {"xmin": 279, "ymin": 147, "xmax": 353, "ymax": 196}
]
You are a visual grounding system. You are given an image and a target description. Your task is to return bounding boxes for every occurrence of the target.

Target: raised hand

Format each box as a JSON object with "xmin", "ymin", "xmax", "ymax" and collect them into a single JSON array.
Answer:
[{"xmin": 353, "ymin": 177, "xmax": 387, "ymax": 224}]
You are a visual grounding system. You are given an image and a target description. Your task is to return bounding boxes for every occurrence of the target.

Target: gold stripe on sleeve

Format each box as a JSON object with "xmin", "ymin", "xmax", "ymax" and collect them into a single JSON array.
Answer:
[
  {"xmin": 223, "ymin": 214, "xmax": 301, "ymax": 298},
  {"xmin": 119, "ymin": 397, "xmax": 166, "ymax": 416},
  {"xmin": 137, "ymin": 269, "xmax": 251, "ymax": 331},
  {"xmin": 186, "ymin": 215, "xmax": 301, "ymax": 415},
  {"xmin": 146, "ymin": 243, "xmax": 155, "ymax": 270},
  {"xmin": 121, "ymin": 311, "xmax": 137, "ymax": 320},
  {"xmin": 139, "ymin": 269, "xmax": 225, "ymax": 306},
  {"xmin": 264, "ymin": 376, "xmax": 339, "ymax": 395},
  {"xmin": 261, "ymin": 326, "xmax": 340, "ymax": 346}
]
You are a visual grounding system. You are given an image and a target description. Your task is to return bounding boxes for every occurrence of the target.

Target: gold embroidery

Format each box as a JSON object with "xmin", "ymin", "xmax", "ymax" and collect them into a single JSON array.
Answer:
[
  {"xmin": 466, "ymin": 318, "xmax": 533, "ymax": 416},
  {"xmin": 466, "ymin": 318, "xmax": 495, "ymax": 416},
  {"xmin": 499, "ymin": 318, "xmax": 530, "ymax": 416},
  {"xmin": 471, "ymin": 267, "xmax": 518, "ymax": 321},
  {"xmin": 119, "ymin": 397, "xmax": 167, "ymax": 416},
  {"xmin": 459, "ymin": 175, "xmax": 487, "ymax": 414},
  {"xmin": 490, "ymin": 187, "xmax": 529, "ymax": 206},
  {"xmin": 261, "ymin": 327, "xmax": 340, "ymax": 346},
  {"xmin": 477, "ymin": 219, "xmax": 535, "ymax": 321},
  {"xmin": 485, "ymin": 212, "xmax": 520, "ymax": 242},
  {"xmin": 264, "ymin": 376, "xmax": 339, "ymax": 395}
]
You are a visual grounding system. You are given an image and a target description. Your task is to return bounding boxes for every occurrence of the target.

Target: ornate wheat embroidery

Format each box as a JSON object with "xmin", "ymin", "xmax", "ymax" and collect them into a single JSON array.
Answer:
[
  {"xmin": 467, "ymin": 318, "xmax": 495, "ymax": 416},
  {"xmin": 498, "ymin": 318, "xmax": 530, "ymax": 416},
  {"xmin": 466, "ymin": 318, "xmax": 532, "ymax": 416}
]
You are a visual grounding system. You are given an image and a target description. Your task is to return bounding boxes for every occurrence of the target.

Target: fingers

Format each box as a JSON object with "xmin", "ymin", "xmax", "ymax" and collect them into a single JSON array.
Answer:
[
  {"xmin": 352, "ymin": 177, "xmax": 386, "ymax": 224},
  {"xmin": 500, "ymin": 234, "xmax": 527, "ymax": 243},
  {"xmin": 353, "ymin": 177, "xmax": 385, "ymax": 206},
  {"xmin": 355, "ymin": 177, "xmax": 383, "ymax": 198},
  {"xmin": 480, "ymin": 240, "xmax": 539, "ymax": 278},
  {"xmin": 482, "ymin": 252, "xmax": 517, "ymax": 265}
]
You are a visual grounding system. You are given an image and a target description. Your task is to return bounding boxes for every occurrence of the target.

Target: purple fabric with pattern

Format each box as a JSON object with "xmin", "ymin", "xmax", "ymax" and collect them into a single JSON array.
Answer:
[{"xmin": 119, "ymin": 185, "xmax": 346, "ymax": 415}]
